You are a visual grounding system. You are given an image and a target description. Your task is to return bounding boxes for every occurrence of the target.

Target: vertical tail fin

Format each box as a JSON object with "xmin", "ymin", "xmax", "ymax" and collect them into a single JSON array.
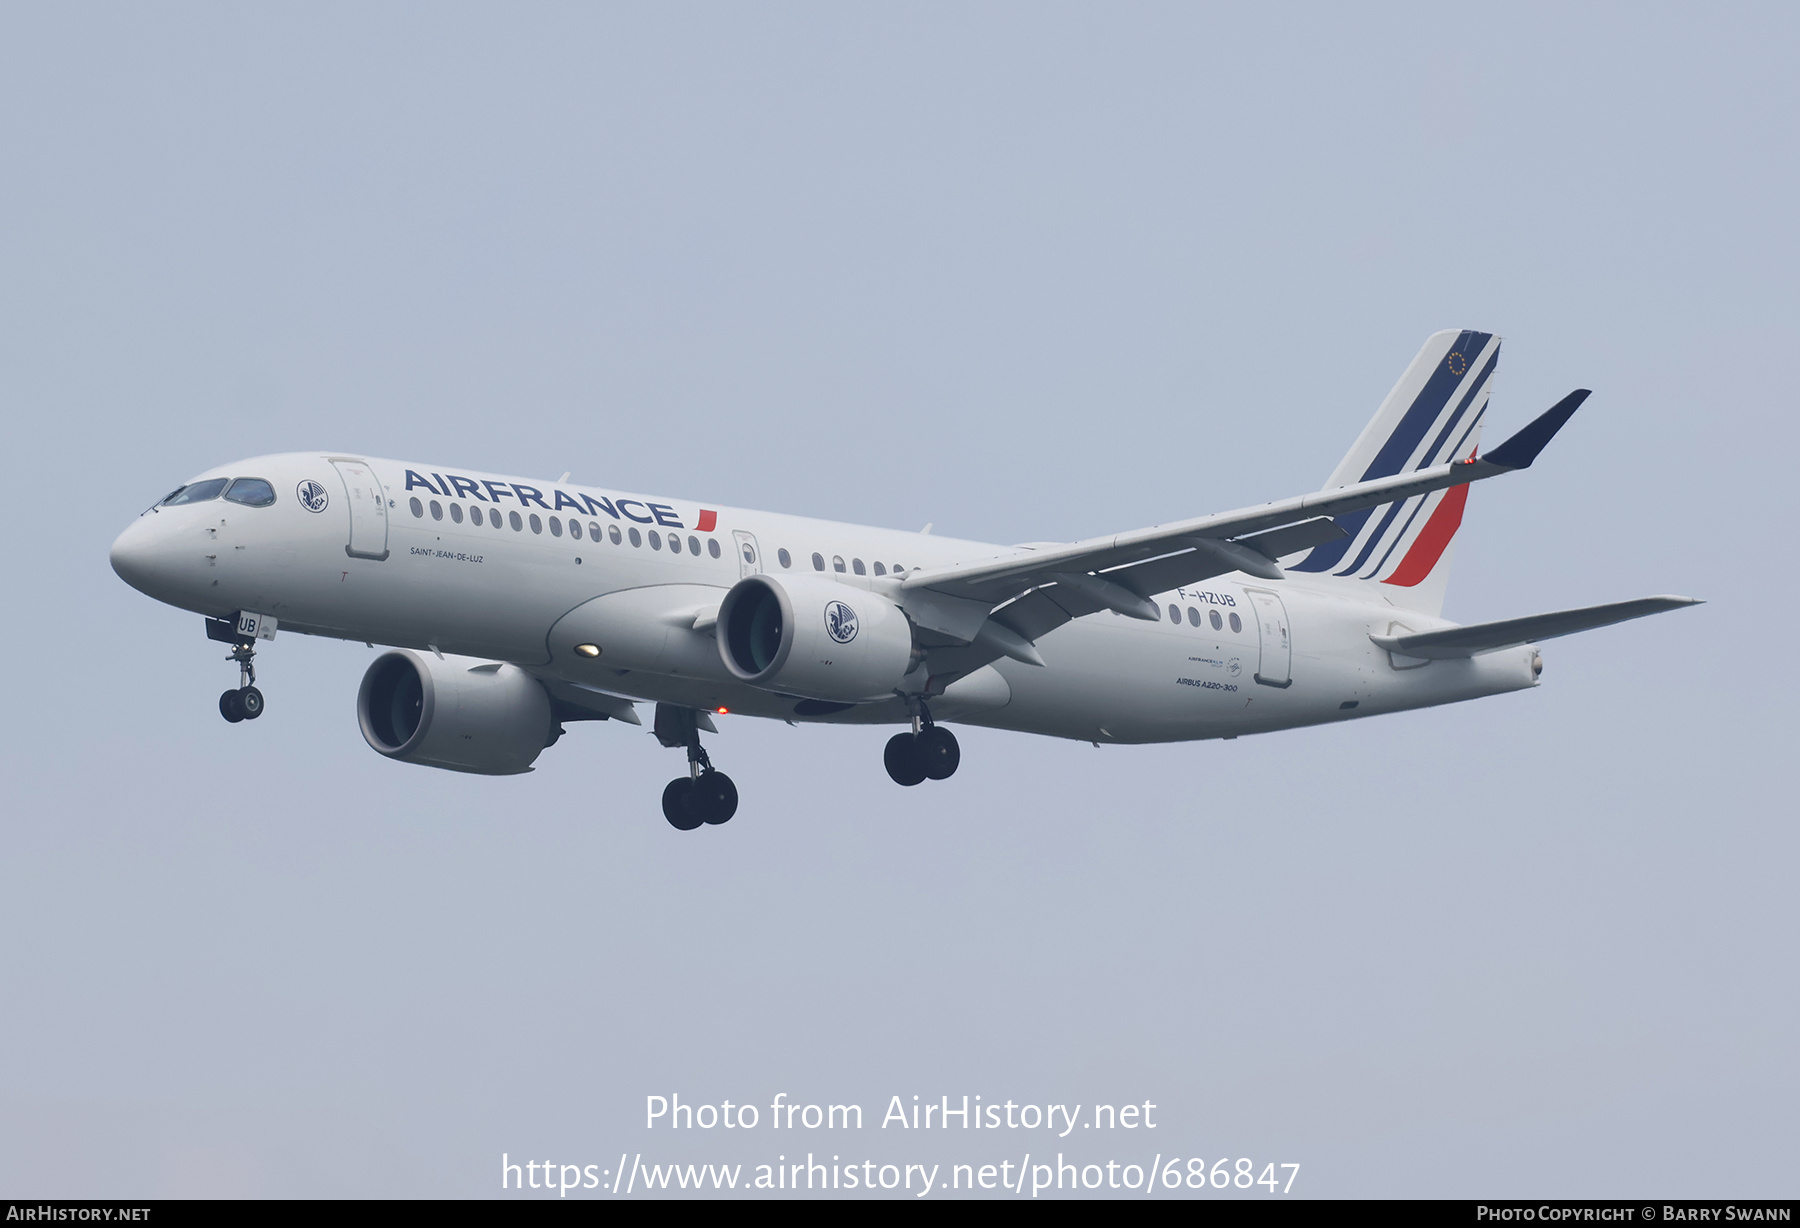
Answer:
[{"xmin": 1289, "ymin": 329, "xmax": 1500, "ymax": 616}]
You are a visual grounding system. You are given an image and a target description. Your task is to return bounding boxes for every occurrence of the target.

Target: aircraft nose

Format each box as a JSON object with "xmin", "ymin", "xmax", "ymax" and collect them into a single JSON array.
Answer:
[{"xmin": 109, "ymin": 516, "xmax": 165, "ymax": 594}]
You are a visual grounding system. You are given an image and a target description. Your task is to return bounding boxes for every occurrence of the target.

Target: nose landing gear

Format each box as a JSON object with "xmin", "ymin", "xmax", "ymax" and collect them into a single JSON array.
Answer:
[
  {"xmin": 218, "ymin": 642, "xmax": 265, "ymax": 722},
  {"xmin": 206, "ymin": 615, "xmax": 267, "ymax": 723},
  {"xmin": 884, "ymin": 699, "xmax": 960, "ymax": 786},
  {"xmin": 654, "ymin": 703, "xmax": 738, "ymax": 830}
]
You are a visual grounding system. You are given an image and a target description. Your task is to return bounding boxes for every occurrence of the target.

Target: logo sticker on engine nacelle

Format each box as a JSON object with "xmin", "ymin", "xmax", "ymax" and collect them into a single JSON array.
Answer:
[
  {"xmin": 825, "ymin": 600, "xmax": 858, "ymax": 644},
  {"xmin": 297, "ymin": 480, "xmax": 330, "ymax": 513}
]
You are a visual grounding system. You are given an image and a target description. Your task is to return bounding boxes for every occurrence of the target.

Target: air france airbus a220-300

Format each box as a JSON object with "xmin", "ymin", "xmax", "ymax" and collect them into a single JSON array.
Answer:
[{"xmin": 111, "ymin": 331, "xmax": 1698, "ymax": 830}]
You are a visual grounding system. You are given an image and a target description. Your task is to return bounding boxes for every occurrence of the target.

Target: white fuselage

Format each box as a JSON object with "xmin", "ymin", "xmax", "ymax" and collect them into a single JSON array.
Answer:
[{"xmin": 110, "ymin": 453, "xmax": 1540, "ymax": 744}]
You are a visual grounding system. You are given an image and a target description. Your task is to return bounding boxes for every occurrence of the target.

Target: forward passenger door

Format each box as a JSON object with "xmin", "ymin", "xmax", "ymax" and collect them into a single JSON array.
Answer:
[{"xmin": 330, "ymin": 458, "xmax": 390, "ymax": 561}]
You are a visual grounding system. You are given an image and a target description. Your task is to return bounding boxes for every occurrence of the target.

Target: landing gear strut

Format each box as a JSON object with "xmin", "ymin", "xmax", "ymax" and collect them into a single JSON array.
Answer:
[
  {"xmin": 217, "ymin": 637, "xmax": 265, "ymax": 723},
  {"xmin": 654, "ymin": 704, "xmax": 738, "ymax": 831},
  {"xmin": 884, "ymin": 699, "xmax": 959, "ymax": 786}
]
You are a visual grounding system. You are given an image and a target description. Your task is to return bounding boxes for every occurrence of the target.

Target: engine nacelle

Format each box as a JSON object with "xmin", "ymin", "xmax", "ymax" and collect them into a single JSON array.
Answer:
[
  {"xmin": 717, "ymin": 573, "xmax": 915, "ymax": 703},
  {"xmin": 357, "ymin": 649, "xmax": 556, "ymax": 775}
]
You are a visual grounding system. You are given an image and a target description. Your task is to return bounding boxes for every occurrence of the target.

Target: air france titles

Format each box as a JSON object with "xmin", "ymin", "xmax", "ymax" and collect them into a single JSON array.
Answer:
[{"xmin": 403, "ymin": 470, "xmax": 692, "ymax": 530}]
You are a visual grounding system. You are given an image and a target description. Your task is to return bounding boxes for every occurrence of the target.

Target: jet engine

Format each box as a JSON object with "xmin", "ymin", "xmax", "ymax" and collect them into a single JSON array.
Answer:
[
  {"xmin": 357, "ymin": 649, "xmax": 557, "ymax": 775},
  {"xmin": 717, "ymin": 574, "xmax": 915, "ymax": 703}
]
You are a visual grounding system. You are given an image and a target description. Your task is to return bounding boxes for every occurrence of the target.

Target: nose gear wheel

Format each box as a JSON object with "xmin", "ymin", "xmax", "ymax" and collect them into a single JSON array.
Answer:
[{"xmin": 215, "ymin": 623, "xmax": 268, "ymax": 722}]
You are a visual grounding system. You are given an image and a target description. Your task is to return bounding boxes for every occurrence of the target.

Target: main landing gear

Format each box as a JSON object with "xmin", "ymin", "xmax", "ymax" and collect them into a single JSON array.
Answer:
[
  {"xmin": 218, "ymin": 639, "xmax": 265, "ymax": 723},
  {"xmin": 884, "ymin": 700, "xmax": 960, "ymax": 787},
  {"xmin": 654, "ymin": 704, "xmax": 738, "ymax": 831}
]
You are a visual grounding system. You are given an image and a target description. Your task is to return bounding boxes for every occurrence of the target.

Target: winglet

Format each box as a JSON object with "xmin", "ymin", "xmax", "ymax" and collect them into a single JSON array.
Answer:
[{"xmin": 1479, "ymin": 389, "xmax": 1590, "ymax": 470}]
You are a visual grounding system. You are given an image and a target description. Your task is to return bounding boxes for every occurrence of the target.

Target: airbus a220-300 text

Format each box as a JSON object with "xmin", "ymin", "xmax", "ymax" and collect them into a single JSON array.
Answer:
[{"xmin": 111, "ymin": 331, "xmax": 1699, "ymax": 829}]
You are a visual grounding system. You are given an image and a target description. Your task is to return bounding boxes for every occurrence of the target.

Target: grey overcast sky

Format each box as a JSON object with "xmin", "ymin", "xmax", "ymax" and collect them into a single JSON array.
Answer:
[{"xmin": 1, "ymin": 2, "xmax": 1794, "ymax": 1199}]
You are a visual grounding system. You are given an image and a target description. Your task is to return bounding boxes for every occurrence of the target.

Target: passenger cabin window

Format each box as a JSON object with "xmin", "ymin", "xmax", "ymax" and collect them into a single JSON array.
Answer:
[
  {"xmin": 852, "ymin": 559, "xmax": 866, "ymax": 575},
  {"xmin": 707, "ymin": 539, "xmax": 721, "ymax": 559},
  {"xmin": 688, "ymin": 535, "xmax": 700, "ymax": 555},
  {"xmin": 450, "ymin": 503, "xmax": 463, "ymax": 523},
  {"xmin": 509, "ymin": 511, "xmax": 523, "ymax": 531},
  {"xmin": 628, "ymin": 527, "xmax": 641, "ymax": 547},
  {"xmin": 569, "ymin": 519, "xmax": 582, "ymax": 540},
  {"xmin": 529, "ymin": 514, "xmax": 542, "ymax": 534},
  {"xmin": 471, "ymin": 506, "xmax": 484, "ymax": 526},
  {"xmin": 1167, "ymin": 603, "xmax": 1180, "ymax": 623},
  {"xmin": 1210, "ymin": 610, "xmax": 1223, "ymax": 631},
  {"xmin": 1229, "ymin": 612, "xmax": 1242, "ymax": 633},
  {"xmin": 872, "ymin": 562, "xmax": 885, "ymax": 576},
  {"xmin": 1187, "ymin": 607, "xmax": 1201, "ymax": 627},
  {"xmin": 430, "ymin": 500, "xmax": 443, "ymax": 520},
  {"xmin": 410, "ymin": 497, "xmax": 424, "ymax": 518},
  {"xmin": 778, "ymin": 548, "xmax": 792, "ymax": 569},
  {"xmin": 161, "ymin": 478, "xmax": 229, "ymax": 506},
  {"xmin": 649, "ymin": 530, "xmax": 662, "ymax": 550},
  {"xmin": 832, "ymin": 555, "xmax": 846, "ymax": 573},
  {"xmin": 549, "ymin": 516, "xmax": 562, "ymax": 537},
  {"xmin": 812, "ymin": 552, "xmax": 825, "ymax": 571},
  {"xmin": 223, "ymin": 478, "xmax": 275, "ymax": 507},
  {"xmin": 611, "ymin": 525, "xmax": 623, "ymax": 545}
]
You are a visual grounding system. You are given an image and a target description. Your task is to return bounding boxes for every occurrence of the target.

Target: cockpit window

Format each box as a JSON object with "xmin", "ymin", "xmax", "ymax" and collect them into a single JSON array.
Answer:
[
  {"xmin": 161, "ymin": 478, "xmax": 230, "ymax": 506},
  {"xmin": 223, "ymin": 477, "xmax": 276, "ymax": 507}
]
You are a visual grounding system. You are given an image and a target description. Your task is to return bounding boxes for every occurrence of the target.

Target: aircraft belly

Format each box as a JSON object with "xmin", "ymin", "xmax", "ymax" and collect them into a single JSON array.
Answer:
[
  {"xmin": 547, "ymin": 583, "xmax": 735, "ymax": 681},
  {"xmin": 976, "ymin": 612, "xmax": 1270, "ymax": 743},
  {"xmin": 972, "ymin": 593, "xmax": 1399, "ymax": 744}
]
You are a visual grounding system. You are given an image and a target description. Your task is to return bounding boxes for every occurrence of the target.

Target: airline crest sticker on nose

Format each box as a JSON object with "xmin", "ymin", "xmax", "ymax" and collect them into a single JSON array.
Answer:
[
  {"xmin": 403, "ymin": 469, "xmax": 713, "ymax": 532},
  {"xmin": 297, "ymin": 480, "xmax": 330, "ymax": 513}
]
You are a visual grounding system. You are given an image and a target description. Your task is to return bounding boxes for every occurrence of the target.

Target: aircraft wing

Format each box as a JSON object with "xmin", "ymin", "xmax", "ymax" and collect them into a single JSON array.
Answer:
[
  {"xmin": 1370, "ymin": 596, "xmax": 1702, "ymax": 659},
  {"xmin": 536, "ymin": 677, "xmax": 643, "ymax": 724},
  {"xmin": 898, "ymin": 390, "xmax": 1591, "ymax": 645}
]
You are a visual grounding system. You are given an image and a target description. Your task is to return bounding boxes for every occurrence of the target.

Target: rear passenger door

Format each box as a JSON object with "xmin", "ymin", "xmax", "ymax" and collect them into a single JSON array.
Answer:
[
  {"xmin": 732, "ymin": 529, "xmax": 761, "ymax": 579},
  {"xmin": 1244, "ymin": 587, "xmax": 1291, "ymax": 688}
]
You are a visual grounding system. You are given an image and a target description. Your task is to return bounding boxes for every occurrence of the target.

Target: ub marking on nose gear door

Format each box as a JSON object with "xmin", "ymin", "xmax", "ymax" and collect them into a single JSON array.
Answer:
[
  {"xmin": 330, "ymin": 458, "xmax": 390, "ymax": 561},
  {"xmin": 1244, "ymin": 587, "xmax": 1292, "ymax": 688},
  {"xmin": 732, "ymin": 529, "xmax": 761, "ymax": 579}
]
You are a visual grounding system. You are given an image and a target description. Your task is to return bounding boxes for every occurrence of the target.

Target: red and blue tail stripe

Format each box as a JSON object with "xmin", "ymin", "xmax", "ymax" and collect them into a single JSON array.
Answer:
[{"xmin": 1291, "ymin": 330, "xmax": 1499, "ymax": 585}]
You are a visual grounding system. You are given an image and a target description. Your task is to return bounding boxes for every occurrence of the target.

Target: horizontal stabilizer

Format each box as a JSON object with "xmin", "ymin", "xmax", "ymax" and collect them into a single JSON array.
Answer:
[{"xmin": 1371, "ymin": 595, "xmax": 1701, "ymax": 659}]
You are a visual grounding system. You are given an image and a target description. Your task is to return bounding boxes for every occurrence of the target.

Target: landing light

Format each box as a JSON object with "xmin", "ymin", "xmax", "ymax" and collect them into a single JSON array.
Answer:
[
  {"xmin": 574, "ymin": 643, "xmax": 601, "ymax": 658},
  {"xmin": 716, "ymin": 707, "xmax": 729, "ymax": 715}
]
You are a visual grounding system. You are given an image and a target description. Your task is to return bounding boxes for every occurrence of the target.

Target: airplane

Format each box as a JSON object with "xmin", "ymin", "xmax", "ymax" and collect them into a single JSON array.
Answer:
[{"xmin": 110, "ymin": 330, "xmax": 1699, "ymax": 831}]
